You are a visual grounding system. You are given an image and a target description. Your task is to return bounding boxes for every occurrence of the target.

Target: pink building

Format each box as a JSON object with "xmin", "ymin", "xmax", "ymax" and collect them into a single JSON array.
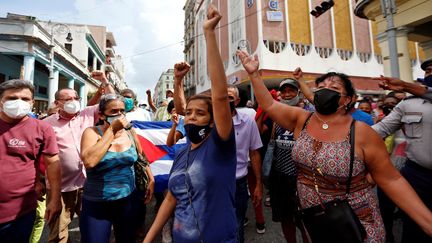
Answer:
[{"xmin": 186, "ymin": 0, "xmax": 426, "ymax": 97}]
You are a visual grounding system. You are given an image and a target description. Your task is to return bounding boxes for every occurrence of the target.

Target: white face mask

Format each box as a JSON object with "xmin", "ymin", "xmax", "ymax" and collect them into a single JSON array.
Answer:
[
  {"xmin": 280, "ymin": 95, "xmax": 300, "ymax": 106},
  {"xmin": 2, "ymin": 99, "xmax": 32, "ymax": 119},
  {"xmin": 63, "ymin": 100, "xmax": 81, "ymax": 114},
  {"xmin": 106, "ymin": 114, "xmax": 123, "ymax": 124}
]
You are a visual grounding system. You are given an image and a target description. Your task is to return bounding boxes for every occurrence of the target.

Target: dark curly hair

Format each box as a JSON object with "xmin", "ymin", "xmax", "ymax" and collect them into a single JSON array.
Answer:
[{"xmin": 315, "ymin": 72, "xmax": 356, "ymax": 110}]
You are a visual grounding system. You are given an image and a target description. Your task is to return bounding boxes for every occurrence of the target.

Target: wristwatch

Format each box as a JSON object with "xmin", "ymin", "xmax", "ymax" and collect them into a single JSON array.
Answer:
[{"xmin": 125, "ymin": 123, "xmax": 132, "ymax": 130}]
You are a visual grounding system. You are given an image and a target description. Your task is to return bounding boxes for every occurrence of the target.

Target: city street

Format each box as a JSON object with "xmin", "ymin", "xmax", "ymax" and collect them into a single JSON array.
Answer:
[
  {"xmin": 39, "ymin": 194, "xmax": 403, "ymax": 243},
  {"xmin": 39, "ymin": 195, "xmax": 288, "ymax": 243}
]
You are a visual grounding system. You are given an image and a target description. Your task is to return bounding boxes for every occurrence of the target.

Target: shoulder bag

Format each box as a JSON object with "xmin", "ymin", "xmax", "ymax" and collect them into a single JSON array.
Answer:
[
  {"xmin": 128, "ymin": 130, "xmax": 150, "ymax": 194},
  {"xmin": 299, "ymin": 120, "xmax": 367, "ymax": 243}
]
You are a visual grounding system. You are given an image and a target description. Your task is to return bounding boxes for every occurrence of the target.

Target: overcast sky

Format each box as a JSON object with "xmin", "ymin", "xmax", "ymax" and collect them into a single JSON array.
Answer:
[{"xmin": 0, "ymin": 0, "xmax": 186, "ymax": 104}]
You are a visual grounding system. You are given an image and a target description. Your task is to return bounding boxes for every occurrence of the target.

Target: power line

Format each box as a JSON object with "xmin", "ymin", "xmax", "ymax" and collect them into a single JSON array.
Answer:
[
  {"xmin": 123, "ymin": 0, "xmax": 353, "ymax": 60},
  {"xmin": 1, "ymin": 1, "xmax": 356, "ymax": 63},
  {"xmin": 123, "ymin": 0, "xmax": 282, "ymax": 59}
]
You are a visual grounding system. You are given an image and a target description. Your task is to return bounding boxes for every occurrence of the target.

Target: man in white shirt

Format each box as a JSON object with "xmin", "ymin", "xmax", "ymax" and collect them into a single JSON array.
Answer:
[{"xmin": 120, "ymin": 89, "xmax": 152, "ymax": 122}]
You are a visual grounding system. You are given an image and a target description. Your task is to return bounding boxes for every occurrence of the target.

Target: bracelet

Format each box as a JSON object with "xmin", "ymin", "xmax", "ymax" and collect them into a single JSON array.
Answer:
[
  {"xmin": 250, "ymin": 72, "xmax": 260, "ymax": 78},
  {"xmin": 125, "ymin": 123, "xmax": 132, "ymax": 130},
  {"xmin": 100, "ymin": 83, "xmax": 110, "ymax": 88}
]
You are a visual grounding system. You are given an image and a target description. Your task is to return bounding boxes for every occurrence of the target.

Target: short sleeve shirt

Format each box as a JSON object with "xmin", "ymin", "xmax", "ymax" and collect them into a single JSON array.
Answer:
[
  {"xmin": 125, "ymin": 107, "xmax": 152, "ymax": 122},
  {"xmin": 44, "ymin": 105, "xmax": 99, "ymax": 192},
  {"xmin": 351, "ymin": 109, "xmax": 374, "ymax": 126},
  {"xmin": 176, "ymin": 118, "xmax": 186, "ymax": 138},
  {"xmin": 0, "ymin": 117, "xmax": 58, "ymax": 223},
  {"xmin": 233, "ymin": 110, "xmax": 263, "ymax": 179},
  {"xmin": 168, "ymin": 127, "xmax": 237, "ymax": 243}
]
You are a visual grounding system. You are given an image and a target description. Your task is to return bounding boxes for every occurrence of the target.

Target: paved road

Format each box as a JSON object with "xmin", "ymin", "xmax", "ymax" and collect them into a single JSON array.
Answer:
[
  {"xmin": 39, "ymin": 196, "xmax": 287, "ymax": 243},
  {"xmin": 39, "ymin": 195, "xmax": 402, "ymax": 243}
]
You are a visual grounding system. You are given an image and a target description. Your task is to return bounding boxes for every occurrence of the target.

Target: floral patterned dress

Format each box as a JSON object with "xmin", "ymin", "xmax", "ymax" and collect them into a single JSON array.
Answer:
[{"xmin": 292, "ymin": 126, "xmax": 386, "ymax": 242}]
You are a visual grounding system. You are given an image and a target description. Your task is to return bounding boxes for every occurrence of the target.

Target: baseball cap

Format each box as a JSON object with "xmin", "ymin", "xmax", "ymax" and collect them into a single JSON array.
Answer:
[
  {"xmin": 421, "ymin": 59, "xmax": 432, "ymax": 71},
  {"xmin": 279, "ymin": 79, "xmax": 299, "ymax": 91}
]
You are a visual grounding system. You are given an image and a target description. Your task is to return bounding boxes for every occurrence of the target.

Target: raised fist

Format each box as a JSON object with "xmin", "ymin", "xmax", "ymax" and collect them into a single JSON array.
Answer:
[
  {"xmin": 174, "ymin": 62, "xmax": 190, "ymax": 81},
  {"xmin": 203, "ymin": 4, "xmax": 222, "ymax": 31}
]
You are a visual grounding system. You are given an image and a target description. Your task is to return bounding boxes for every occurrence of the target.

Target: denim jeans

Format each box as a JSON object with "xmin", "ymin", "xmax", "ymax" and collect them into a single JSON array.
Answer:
[
  {"xmin": 80, "ymin": 195, "xmax": 136, "ymax": 243},
  {"xmin": 0, "ymin": 210, "xmax": 36, "ymax": 243},
  {"xmin": 235, "ymin": 176, "xmax": 249, "ymax": 243}
]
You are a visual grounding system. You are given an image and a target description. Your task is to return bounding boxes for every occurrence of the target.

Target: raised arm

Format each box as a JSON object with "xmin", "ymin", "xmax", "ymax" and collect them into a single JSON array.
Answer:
[
  {"xmin": 88, "ymin": 70, "xmax": 115, "ymax": 106},
  {"xmin": 173, "ymin": 62, "xmax": 189, "ymax": 116},
  {"xmin": 203, "ymin": 5, "xmax": 232, "ymax": 141},
  {"xmin": 359, "ymin": 124, "xmax": 432, "ymax": 236},
  {"xmin": 166, "ymin": 113, "xmax": 182, "ymax": 147},
  {"xmin": 146, "ymin": 89, "xmax": 157, "ymax": 113},
  {"xmin": 237, "ymin": 50, "xmax": 308, "ymax": 132},
  {"xmin": 375, "ymin": 76, "xmax": 432, "ymax": 101},
  {"xmin": 293, "ymin": 67, "xmax": 314, "ymax": 103}
]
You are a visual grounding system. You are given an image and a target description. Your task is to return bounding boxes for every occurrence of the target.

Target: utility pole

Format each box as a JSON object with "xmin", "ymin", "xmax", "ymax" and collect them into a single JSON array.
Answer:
[
  {"xmin": 380, "ymin": 0, "xmax": 400, "ymax": 78},
  {"xmin": 47, "ymin": 22, "xmax": 73, "ymax": 104}
]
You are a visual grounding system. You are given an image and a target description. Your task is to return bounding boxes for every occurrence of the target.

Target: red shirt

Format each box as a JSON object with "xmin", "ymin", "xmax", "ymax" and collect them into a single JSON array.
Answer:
[{"xmin": 0, "ymin": 117, "xmax": 58, "ymax": 223}]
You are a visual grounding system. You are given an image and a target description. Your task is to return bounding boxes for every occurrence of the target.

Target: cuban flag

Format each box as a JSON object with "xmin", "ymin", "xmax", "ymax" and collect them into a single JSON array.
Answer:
[{"xmin": 131, "ymin": 121, "xmax": 187, "ymax": 192}]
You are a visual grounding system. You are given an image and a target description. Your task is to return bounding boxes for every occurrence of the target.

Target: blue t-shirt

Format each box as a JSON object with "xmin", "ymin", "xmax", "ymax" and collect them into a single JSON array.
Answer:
[
  {"xmin": 168, "ymin": 126, "xmax": 237, "ymax": 243},
  {"xmin": 351, "ymin": 109, "xmax": 374, "ymax": 126}
]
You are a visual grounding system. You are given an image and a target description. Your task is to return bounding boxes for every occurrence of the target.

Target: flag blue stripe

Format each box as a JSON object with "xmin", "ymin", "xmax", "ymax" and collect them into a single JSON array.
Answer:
[
  {"xmin": 131, "ymin": 120, "xmax": 173, "ymax": 129},
  {"xmin": 153, "ymin": 174, "xmax": 170, "ymax": 193}
]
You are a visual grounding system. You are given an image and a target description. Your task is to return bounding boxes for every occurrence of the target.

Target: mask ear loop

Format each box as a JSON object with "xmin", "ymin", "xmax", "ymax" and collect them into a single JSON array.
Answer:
[{"xmin": 344, "ymin": 96, "xmax": 354, "ymax": 112}]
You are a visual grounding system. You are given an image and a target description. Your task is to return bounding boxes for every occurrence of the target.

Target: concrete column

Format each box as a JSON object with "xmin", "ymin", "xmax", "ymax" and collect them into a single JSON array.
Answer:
[
  {"xmin": 68, "ymin": 77, "xmax": 75, "ymax": 89},
  {"xmin": 377, "ymin": 28, "xmax": 412, "ymax": 82},
  {"xmin": 377, "ymin": 32, "xmax": 392, "ymax": 77},
  {"xmin": 395, "ymin": 27, "xmax": 412, "ymax": 82},
  {"xmin": 419, "ymin": 40, "xmax": 432, "ymax": 59},
  {"xmin": 79, "ymin": 83, "xmax": 86, "ymax": 107},
  {"xmin": 48, "ymin": 69, "xmax": 59, "ymax": 104},
  {"xmin": 23, "ymin": 55, "xmax": 35, "ymax": 83},
  {"xmin": 92, "ymin": 56, "xmax": 97, "ymax": 71}
]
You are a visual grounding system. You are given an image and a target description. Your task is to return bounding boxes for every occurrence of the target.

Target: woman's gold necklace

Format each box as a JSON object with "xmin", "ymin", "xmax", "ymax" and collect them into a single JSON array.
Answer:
[{"xmin": 314, "ymin": 113, "xmax": 333, "ymax": 130}]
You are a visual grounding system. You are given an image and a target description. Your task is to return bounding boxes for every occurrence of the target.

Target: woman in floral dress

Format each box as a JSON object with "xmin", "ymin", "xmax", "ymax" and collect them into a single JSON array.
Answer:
[{"xmin": 237, "ymin": 51, "xmax": 432, "ymax": 242}]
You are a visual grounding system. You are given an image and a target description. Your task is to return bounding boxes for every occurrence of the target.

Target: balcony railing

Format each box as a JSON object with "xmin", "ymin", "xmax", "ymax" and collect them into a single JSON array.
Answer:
[{"xmin": 106, "ymin": 47, "xmax": 115, "ymax": 57}]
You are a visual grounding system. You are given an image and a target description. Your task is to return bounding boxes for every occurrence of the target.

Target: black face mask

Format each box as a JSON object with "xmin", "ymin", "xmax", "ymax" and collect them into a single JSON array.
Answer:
[
  {"xmin": 382, "ymin": 105, "xmax": 394, "ymax": 116},
  {"xmin": 184, "ymin": 123, "xmax": 212, "ymax": 144},
  {"xmin": 313, "ymin": 88, "xmax": 342, "ymax": 115}
]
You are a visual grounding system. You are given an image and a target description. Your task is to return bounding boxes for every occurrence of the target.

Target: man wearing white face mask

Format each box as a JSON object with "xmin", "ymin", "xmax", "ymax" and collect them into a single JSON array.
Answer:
[
  {"xmin": 0, "ymin": 79, "xmax": 61, "ymax": 242},
  {"xmin": 43, "ymin": 70, "xmax": 115, "ymax": 243}
]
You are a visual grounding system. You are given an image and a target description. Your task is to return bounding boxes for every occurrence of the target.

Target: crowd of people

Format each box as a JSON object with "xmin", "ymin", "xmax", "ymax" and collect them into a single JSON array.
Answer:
[{"xmin": 1, "ymin": 4, "xmax": 432, "ymax": 243}]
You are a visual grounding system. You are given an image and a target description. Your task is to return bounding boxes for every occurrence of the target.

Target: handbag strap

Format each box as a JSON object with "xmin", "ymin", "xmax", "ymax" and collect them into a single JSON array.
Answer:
[
  {"xmin": 127, "ymin": 130, "xmax": 142, "ymax": 160},
  {"xmin": 346, "ymin": 120, "xmax": 356, "ymax": 196}
]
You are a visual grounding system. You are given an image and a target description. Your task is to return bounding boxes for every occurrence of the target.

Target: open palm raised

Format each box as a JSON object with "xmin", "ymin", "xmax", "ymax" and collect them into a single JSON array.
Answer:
[{"xmin": 236, "ymin": 50, "xmax": 259, "ymax": 74}]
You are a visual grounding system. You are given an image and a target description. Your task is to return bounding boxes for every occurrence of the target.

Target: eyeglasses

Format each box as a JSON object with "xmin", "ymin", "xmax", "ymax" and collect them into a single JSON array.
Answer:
[
  {"xmin": 103, "ymin": 94, "xmax": 123, "ymax": 100},
  {"xmin": 58, "ymin": 97, "xmax": 81, "ymax": 102}
]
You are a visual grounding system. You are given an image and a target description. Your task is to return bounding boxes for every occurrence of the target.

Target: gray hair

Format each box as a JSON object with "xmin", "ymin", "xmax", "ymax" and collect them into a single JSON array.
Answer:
[
  {"xmin": 54, "ymin": 88, "xmax": 78, "ymax": 100},
  {"xmin": 120, "ymin": 89, "xmax": 136, "ymax": 100},
  {"xmin": 0, "ymin": 79, "xmax": 35, "ymax": 98},
  {"xmin": 99, "ymin": 94, "xmax": 125, "ymax": 113}
]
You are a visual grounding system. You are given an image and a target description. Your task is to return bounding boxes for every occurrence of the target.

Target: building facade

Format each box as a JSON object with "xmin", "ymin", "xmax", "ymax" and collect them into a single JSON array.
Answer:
[
  {"xmin": 0, "ymin": 13, "xmax": 126, "ymax": 113},
  {"xmin": 189, "ymin": 0, "xmax": 427, "ymax": 98},
  {"xmin": 153, "ymin": 68, "xmax": 174, "ymax": 105},
  {"xmin": 183, "ymin": 0, "xmax": 199, "ymax": 97},
  {"xmin": 355, "ymin": 0, "xmax": 431, "ymax": 80}
]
